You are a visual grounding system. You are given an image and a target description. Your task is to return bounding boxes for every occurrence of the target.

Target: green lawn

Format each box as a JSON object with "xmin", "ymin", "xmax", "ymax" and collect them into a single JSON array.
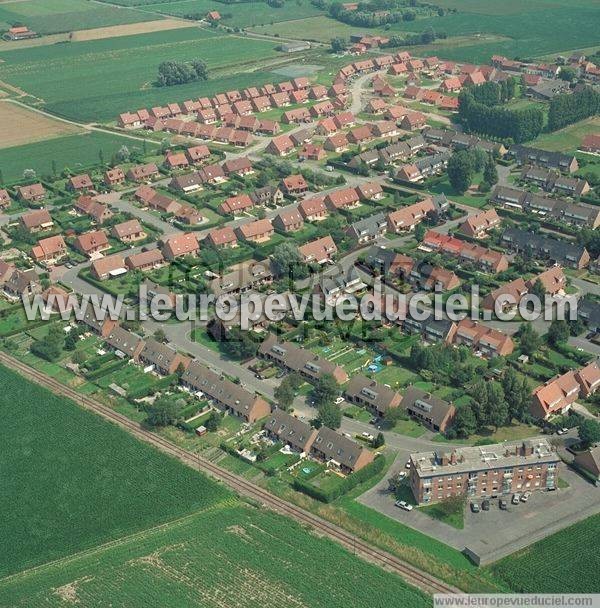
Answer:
[
  {"xmin": 0, "ymin": 363, "xmax": 229, "ymax": 578},
  {"xmin": 0, "ymin": 0, "xmax": 160, "ymax": 35},
  {"xmin": 0, "ymin": 28, "xmax": 282, "ymax": 122},
  {"xmin": 391, "ymin": 418, "xmax": 426, "ymax": 438},
  {"xmin": 530, "ymin": 116, "xmax": 600, "ymax": 153},
  {"xmin": 419, "ymin": 497, "xmax": 465, "ymax": 530}
]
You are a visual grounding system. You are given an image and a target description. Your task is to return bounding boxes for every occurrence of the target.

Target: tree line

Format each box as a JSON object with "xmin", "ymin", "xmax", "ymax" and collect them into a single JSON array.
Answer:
[
  {"xmin": 548, "ymin": 86, "xmax": 600, "ymax": 132},
  {"xmin": 458, "ymin": 87, "xmax": 544, "ymax": 144}
]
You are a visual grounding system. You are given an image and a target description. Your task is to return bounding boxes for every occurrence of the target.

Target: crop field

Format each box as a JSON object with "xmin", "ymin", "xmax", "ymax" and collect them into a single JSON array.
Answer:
[
  {"xmin": 490, "ymin": 513, "xmax": 600, "ymax": 593},
  {"xmin": 0, "ymin": 0, "xmax": 160, "ymax": 36},
  {"xmin": 388, "ymin": 0, "xmax": 600, "ymax": 62},
  {"xmin": 0, "ymin": 363, "xmax": 230, "ymax": 578},
  {"xmin": 0, "ymin": 131, "xmax": 158, "ymax": 182},
  {"xmin": 0, "ymin": 101, "xmax": 82, "ymax": 149},
  {"xmin": 0, "ymin": 506, "xmax": 429, "ymax": 608},
  {"xmin": 0, "ymin": 28, "xmax": 281, "ymax": 122},
  {"xmin": 147, "ymin": 0, "xmax": 325, "ymax": 29}
]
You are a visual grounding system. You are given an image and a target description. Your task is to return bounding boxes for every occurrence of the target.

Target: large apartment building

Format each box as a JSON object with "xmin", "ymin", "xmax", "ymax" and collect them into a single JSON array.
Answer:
[{"xmin": 410, "ymin": 439, "xmax": 560, "ymax": 504}]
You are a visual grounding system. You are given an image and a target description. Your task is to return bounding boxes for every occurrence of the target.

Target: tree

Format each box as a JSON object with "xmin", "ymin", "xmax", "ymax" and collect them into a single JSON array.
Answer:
[
  {"xmin": 205, "ymin": 410, "xmax": 222, "ymax": 432},
  {"xmin": 372, "ymin": 432, "xmax": 385, "ymax": 448},
  {"xmin": 153, "ymin": 328, "xmax": 167, "ymax": 343},
  {"xmin": 116, "ymin": 145, "xmax": 130, "ymax": 162},
  {"xmin": 64, "ymin": 331, "xmax": 78, "ymax": 351},
  {"xmin": 313, "ymin": 373, "xmax": 339, "ymax": 408},
  {"xmin": 519, "ymin": 323, "xmax": 541, "ymax": 356},
  {"xmin": 22, "ymin": 168, "xmax": 36, "ymax": 180},
  {"xmin": 529, "ymin": 278, "xmax": 546, "ymax": 305},
  {"xmin": 559, "ymin": 66, "xmax": 576, "ymax": 82},
  {"xmin": 502, "ymin": 367, "xmax": 530, "ymax": 421},
  {"xmin": 145, "ymin": 396, "xmax": 180, "ymax": 427},
  {"xmin": 30, "ymin": 325, "xmax": 64, "ymax": 362},
  {"xmin": 317, "ymin": 401, "xmax": 342, "ymax": 429},
  {"xmin": 579, "ymin": 419, "xmax": 600, "ymax": 448},
  {"xmin": 447, "ymin": 149, "xmax": 474, "ymax": 194},
  {"xmin": 453, "ymin": 404, "xmax": 477, "ymax": 437},
  {"xmin": 547, "ymin": 319, "xmax": 570, "ymax": 347},
  {"xmin": 271, "ymin": 241, "xmax": 309, "ymax": 280},
  {"xmin": 487, "ymin": 383, "xmax": 509, "ymax": 429},
  {"xmin": 414, "ymin": 222, "xmax": 426, "ymax": 242},
  {"xmin": 330, "ymin": 37, "xmax": 347, "ymax": 53},
  {"xmin": 483, "ymin": 153, "xmax": 498, "ymax": 186},
  {"xmin": 274, "ymin": 379, "xmax": 295, "ymax": 409},
  {"xmin": 71, "ymin": 350, "xmax": 87, "ymax": 366}
]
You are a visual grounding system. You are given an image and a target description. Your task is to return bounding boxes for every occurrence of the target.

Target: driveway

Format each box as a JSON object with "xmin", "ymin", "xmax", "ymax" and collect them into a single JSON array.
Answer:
[{"xmin": 357, "ymin": 455, "xmax": 600, "ymax": 565}]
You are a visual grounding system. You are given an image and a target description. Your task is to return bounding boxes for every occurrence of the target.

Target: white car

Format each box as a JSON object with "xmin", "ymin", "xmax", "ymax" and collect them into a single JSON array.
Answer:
[
  {"xmin": 395, "ymin": 500, "xmax": 413, "ymax": 511},
  {"xmin": 405, "ymin": 461, "xmax": 411, "ymax": 469},
  {"xmin": 361, "ymin": 431, "xmax": 374, "ymax": 441},
  {"xmin": 334, "ymin": 396, "xmax": 345, "ymax": 405},
  {"xmin": 520, "ymin": 491, "xmax": 531, "ymax": 502},
  {"xmin": 397, "ymin": 471, "xmax": 407, "ymax": 480}
]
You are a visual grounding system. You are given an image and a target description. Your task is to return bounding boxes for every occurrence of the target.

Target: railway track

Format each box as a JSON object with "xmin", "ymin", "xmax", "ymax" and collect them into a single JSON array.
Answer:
[{"xmin": 0, "ymin": 351, "xmax": 461, "ymax": 596}]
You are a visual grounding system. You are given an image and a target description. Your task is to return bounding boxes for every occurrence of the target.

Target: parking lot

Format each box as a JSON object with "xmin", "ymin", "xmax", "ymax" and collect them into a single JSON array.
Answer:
[{"xmin": 357, "ymin": 456, "xmax": 600, "ymax": 565}]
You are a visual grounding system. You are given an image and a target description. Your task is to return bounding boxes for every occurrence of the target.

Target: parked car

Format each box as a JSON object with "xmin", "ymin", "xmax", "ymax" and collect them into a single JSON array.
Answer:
[
  {"xmin": 499, "ymin": 499, "xmax": 508, "ymax": 510},
  {"xmin": 361, "ymin": 431, "xmax": 374, "ymax": 441},
  {"xmin": 405, "ymin": 461, "xmax": 411, "ymax": 469},
  {"xmin": 482, "ymin": 499, "xmax": 490, "ymax": 511},
  {"xmin": 397, "ymin": 471, "xmax": 407, "ymax": 480},
  {"xmin": 395, "ymin": 500, "xmax": 413, "ymax": 511},
  {"xmin": 521, "ymin": 491, "xmax": 531, "ymax": 502},
  {"xmin": 470, "ymin": 502, "xmax": 480, "ymax": 513},
  {"xmin": 334, "ymin": 396, "xmax": 345, "ymax": 405},
  {"xmin": 512, "ymin": 493, "xmax": 521, "ymax": 505}
]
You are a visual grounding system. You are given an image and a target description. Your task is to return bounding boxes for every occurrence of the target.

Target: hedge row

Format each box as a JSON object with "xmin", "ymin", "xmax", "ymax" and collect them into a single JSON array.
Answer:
[
  {"xmin": 127, "ymin": 374, "xmax": 178, "ymax": 400},
  {"xmin": 292, "ymin": 455, "xmax": 385, "ymax": 503}
]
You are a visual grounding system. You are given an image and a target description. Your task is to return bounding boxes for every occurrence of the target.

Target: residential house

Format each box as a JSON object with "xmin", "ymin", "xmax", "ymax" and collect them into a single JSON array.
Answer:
[
  {"xmin": 344, "ymin": 375, "xmax": 402, "ymax": 417},
  {"xmin": 298, "ymin": 196, "xmax": 328, "ymax": 221},
  {"xmin": 280, "ymin": 174, "xmax": 308, "ymax": 196},
  {"xmin": 139, "ymin": 339, "xmax": 190, "ymax": 376},
  {"xmin": 273, "ymin": 209, "xmax": 304, "ymax": 233},
  {"xmin": 111, "ymin": 219, "xmax": 146, "ymax": 243},
  {"xmin": 310, "ymin": 426, "xmax": 374, "ymax": 474},
  {"xmin": 67, "ymin": 173, "xmax": 94, "ymax": 192},
  {"xmin": 459, "ymin": 209, "xmax": 501, "ymax": 238},
  {"xmin": 346, "ymin": 213, "xmax": 387, "ymax": 244},
  {"xmin": 264, "ymin": 410, "xmax": 318, "ymax": 453},
  {"xmin": 90, "ymin": 254, "xmax": 127, "ymax": 281},
  {"xmin": 162, "ymin": 233, "xmax": 200, "ymax": 260},
  {"xmin": 125, "ymin": 249, "xmax": 165, "ymax": 272},
  {"xmin": 219, "ymin": 193, "xmax": 254, "ymax": 215},
  {"xmin": 31, "ymin": 235, "xmax": 67, "ymax": 265},
  {"xmin": 17, "ymin": 183, "xmax": 46, "ymax": 202},
  {"xmin": 402, "ymin": 386, "xmax": 455, "ymax": 433},
  {"xmin": 205, "ymin": 226, "xmax": 238, "ymax": 249},
  {"xmin": 104, "ymin": 168, "xmax": 125, "ymax": 187},
  {"xmin": 235, "ymin": 218, "xmax": 274, "ymax": 243},
  {"xmin": 19, "ymin": 209, "xmax": 53, "ymax": 234},
  {"xmin": 298, "ymin": 235, "xmax": 337, "ymax": 264},
  {"xmin": 325, "ymin": 187, "xmax": 360, "ymax": 211},
  {"xmin": 126, "ymin": 163, "xmax": 159, "ymax": 182},
  {"xmin": 387, "ymin": 198, "xmax": 435, "ymax": 232},
  {"xmin": 73, "ymin": 230, "xmax": 110, "ymax": 258}
]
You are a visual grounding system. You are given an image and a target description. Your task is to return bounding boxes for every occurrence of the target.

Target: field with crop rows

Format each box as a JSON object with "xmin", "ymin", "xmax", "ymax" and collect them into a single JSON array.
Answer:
[
  {"xmin": 0, "ymin": 506, "xmax": 430, "ymax": 608},
  {"xmin": 0, "ymin": 364, "xmax": 230, "ymax": 578},
  {"xmin": 389, "ymin": 0, "xmax": 600, "ymax": 62},
  {"xmin": 147, "ymin": 0, "xmax": 324, "ymax": 28},
  {"xmin": 0, "ymin": 131, "xmax": 159, "ymax": 182},
  {"xmin": 489, "ymin": 512, "xmax": 600, "ymax": 593},
  {"xmin": 0, "ymin": 28, "xmax": 281, "ymax": 122},
  {"xmin": 0, "ymin": 0, "xmax": 159, "ymax": 35}
]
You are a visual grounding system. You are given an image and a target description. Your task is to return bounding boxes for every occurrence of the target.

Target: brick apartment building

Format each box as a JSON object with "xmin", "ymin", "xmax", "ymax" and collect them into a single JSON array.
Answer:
[{"xmin": 410, "ymin": 439, "xmax": 560, "ymax": 504}]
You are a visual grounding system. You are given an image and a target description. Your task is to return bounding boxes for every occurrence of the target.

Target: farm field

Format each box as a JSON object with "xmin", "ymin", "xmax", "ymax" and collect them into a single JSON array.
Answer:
[
  {"xmin": 489, "ymin": 512, "xmax": 600, "ymax": 593},
  {"xmin": 530, "ymin": 116, "xmax": 600, "ymax": 153},
  {"xmin": 0, "ymin": 101, "xmax": 82, "ymax": 149},
  {"xmin": 0, "ymin": 506, "xmax": 430, "ymax": 608},
  {"xmin": 0, "ymin": 28, "xmax": 281, "ymax": 122},
  {"xmin": 0, "ymin": 130, "xmax": 158, "ymax": 182},
  {"xmin": 0, "ymin": 0, "xmax": 161, "ymax": 35},
  {"xmin": 147, "ymin": 0, "xmax": 325, "ymax": 29},
  {"xmin": 388, "ymin": 0, "xmax": 600, "ymax": 62},
  {"xmin": 0, "ymin": 363, "xmax": 230, "ymax": 578}
]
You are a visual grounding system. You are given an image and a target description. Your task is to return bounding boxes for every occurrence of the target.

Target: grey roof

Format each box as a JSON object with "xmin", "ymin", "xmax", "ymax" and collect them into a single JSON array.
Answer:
[
  {"xmin": 402, "ymin": 386, "xmax": 454, "ymax": 429},
  {"xmin": 104, "ymin": 326, "xmax": 145, "ymax": 357},
  {"xmin": 139, "ymin": 338, "xmax": 180, "ymax": 369},
  {"xmin": 344, "ymin": 375, "xmax": 401, "ymax": 413},
  {"xmin": 411, "ymin": 438, "xmax": 559, "ymax": 479},
  {"xmin": 501, "ymin": 227, "xmax": 588, "ymax": 264},
  {"xmin": 182, "ymin": 360, "xmax": 263, "ymax": 416},
  {"xmin": 311, "ymin": 426, "xmax": 368, "ymax": 470},
  {"xmin": 348, "ymin": 212, "xmax": 387, "ymax": 240},
  {"xmin": 510, "ymin": 145, "xmax": 576, "ymax": 171},
  {"xmin": 364, "ymin": 245, "xmax": 401, "ymax": 273},
  {"xmin": 210, "ymin": 261, "xmax": 273, "ymax": 297},
  {"xmin": 263, "ymin": 409, "xmax": 316, "ymax": 449}
]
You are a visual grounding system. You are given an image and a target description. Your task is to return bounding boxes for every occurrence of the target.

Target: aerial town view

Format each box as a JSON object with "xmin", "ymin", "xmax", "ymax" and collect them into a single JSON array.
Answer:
[{"xmin": 1, "ymin": 0, "xmax": 600, "ymax": 606}]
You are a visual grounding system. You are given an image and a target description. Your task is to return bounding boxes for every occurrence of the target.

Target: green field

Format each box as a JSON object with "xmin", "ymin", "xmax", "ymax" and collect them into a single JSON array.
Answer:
[
  {"xmin": 148, "ymin": 0, "xmax": 325, "ymax": 29},
  {"xmin": 0, "ymin": 0, "xmax": 159, "ymax": 35},
  {"xmin": 0, "ymin": 363, "xmax": 229, "ymax": 578},
  {"xmin": 0, "ymin": 131, "xmax": 158, "ymax": 182},
  {"xmin": 490, "ymin": 512, "xmax": 600, "ymax": 593},
  {"xmin": 0, "ymin": 363, "xmax": 429, "ymax": 606},
  {"xmin": 0, "ymin": 506, "xmax": 429, "ymax": 608},
  {"xmin": 530, "ymin": 116, "xmax": 600, "ymax": 153},
  {"xmin": 387, "ymin": 0, "xmax": 600, "ymax": 62},
  {"xmin": 0, "ymin": 28, "xmax": 281, "ymax": 122}
]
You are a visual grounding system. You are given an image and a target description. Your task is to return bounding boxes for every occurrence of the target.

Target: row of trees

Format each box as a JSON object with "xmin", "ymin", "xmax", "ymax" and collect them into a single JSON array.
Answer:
[
  {"xmin": 469, "ymin": 79, "xmax": 516, "ymax": 106},
  {"xmin": 548, "ymin": 86, "xmax": 600, "ymax": 131},
  {"xmin": 156, "ymin": 60, "xmax": 208, "ymax": 87},
  {"xmin": 458, "ymin": 90, "xmax": 544, "ymax": 143}
]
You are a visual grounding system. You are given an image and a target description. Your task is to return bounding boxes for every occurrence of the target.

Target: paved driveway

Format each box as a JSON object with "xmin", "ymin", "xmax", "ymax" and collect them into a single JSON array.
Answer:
[{"xmin": 357, "ymin": 456, "xmax": 600, "ymax": 565}]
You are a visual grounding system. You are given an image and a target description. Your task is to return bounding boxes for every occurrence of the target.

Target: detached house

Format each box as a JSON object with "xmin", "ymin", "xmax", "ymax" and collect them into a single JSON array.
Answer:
[
  {"xmin": 298, "ymin": 235, "xmax": 337, "ymax": 264},
  {"xmin": 19, "ymin": 209, "xmax": 53, "ymax": 234},
  {"xmin": 235, "ymin": 218, "xmax": 274, "ymax": 243},
  {"xmin": 17, "ymin": 183, "xmax": 46, "ymax": 203},
  {"xmin": 74, "ymin": 230, "xmax": 110, "ymax": 258},
  {"xmin": 459, "ymin": 209, "xmax": 501, "ymax": 238},
  {"xmin": 205, "ymin": 226, "xmax": 238, "ymax": 249},
  {"xmin": 280, "ymin": 174, "xmax": 308, "ymax": 196},
  {"xmin": 31, "ymin": 235, "xmax": 67, "ymax": 265},
  {"xmin": 111, "ymin": 219, "xmax": 146, "ymax": 243},
  {"xmin": 273, "ymin": 209, "xmax": 304, "ymax": 233},
  {"xmin": 162, "ymin": 233, "xmax": 200, "ymax": 260},
  {"xmin": 298, "ymin": 196, "xmax": 328, "ymax": 221},
  {"xmin": 67, "ymin": 174, "xmax": 94, "ymax": 192}
]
